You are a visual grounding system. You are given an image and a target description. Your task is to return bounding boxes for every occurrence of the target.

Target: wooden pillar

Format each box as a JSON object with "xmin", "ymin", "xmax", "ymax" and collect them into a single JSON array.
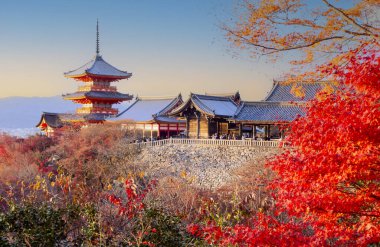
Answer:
[
  {"xmin": 167, "ymin": 124, "xmax": 170, "ymax": 138},
  {"xmin": 176, "ymin": 123, "xmax": 179, "ymax": 135},
  {"xmin": 151, "ymin": 123, "xmax": 153, "ymax": 139},
  {"xmin": 265, "ymin": 125, "xmax": 270, "ymax": 140},
  {"xmin": 185, "ymin": 116, "xmax": 189, "ymax": 138},
  {"xmin": 263, "ymin": 125, "xmax": 267, "ymax": 140},
  {"xmin": 253, "ymin": 124, "xmax": 257, "ymax": 139},
  {"xmin": 197, "ymin": 115, "xmax": 200, "ymax": 139},
  {"xmin": 158, "ymin": 123, "xmax": 160, "ymax": 138},
  {"xmin": 238, "ymin": 123, "xmax": 242, "ymax": 138},
  {"xmin": 207, "ymin": 117, "xmax": 210, "ymax": 138},
  {"xmin": 280, "ymin": 125, "xmax": 285, "ymax": 140}
]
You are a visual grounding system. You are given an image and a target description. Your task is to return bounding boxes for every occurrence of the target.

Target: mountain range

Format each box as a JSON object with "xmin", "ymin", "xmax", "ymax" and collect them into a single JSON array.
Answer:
[{"xmin": 0, "ymin": 96, "xmax": 131, "ymax": 136}]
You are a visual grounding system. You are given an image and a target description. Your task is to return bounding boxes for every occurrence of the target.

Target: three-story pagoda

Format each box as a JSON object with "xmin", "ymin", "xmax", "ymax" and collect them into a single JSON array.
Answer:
[{"xmin": 62, "ymin": 21, "xmax": 132, "ymax": 123}]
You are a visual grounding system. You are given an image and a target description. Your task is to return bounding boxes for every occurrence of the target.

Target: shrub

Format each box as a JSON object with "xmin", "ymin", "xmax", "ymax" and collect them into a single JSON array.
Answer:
[{"xmin": 0, "ymin": 202, "xmax": 80, "ymax": 246}]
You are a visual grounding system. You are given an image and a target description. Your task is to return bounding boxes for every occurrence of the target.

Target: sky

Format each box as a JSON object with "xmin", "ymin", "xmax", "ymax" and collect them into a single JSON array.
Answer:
[{"xmin": 0, "ymin": 0, "xmax": 291, "ymax": 101}]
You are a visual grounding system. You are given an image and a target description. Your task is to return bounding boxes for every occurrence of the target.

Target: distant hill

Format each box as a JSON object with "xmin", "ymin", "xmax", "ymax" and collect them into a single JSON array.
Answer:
[
  {"xmin": 0, "ymin": 96, "xmax": 132, "ymax": 130},
  {"xmin": 0, "ymin": 96, "xmax": 77, "ymax": 129}
]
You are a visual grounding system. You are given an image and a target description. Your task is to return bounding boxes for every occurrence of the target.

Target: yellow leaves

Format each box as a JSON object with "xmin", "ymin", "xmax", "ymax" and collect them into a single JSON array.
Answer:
[
  {"xmin": 330, "ymin": 55, "xmax": 343, "ymax": 66},
  {"xmin": 48, "ymin": 171, "xmax": 54, "ymax": 179},
  {"xmin": 344, "ymin": 4, "xmax": 363, "ymax": 18},
  {"xmin": 290, "ymin": 50, "xmax": 315, "ymax": 65},
  {"xmin": 291, "ymin": 84, "xmax": 306, "ymax": 98},
  {"xmin": 33, "ymin": 180, "xmax": 41, "ymax": 191},
  {"xmin": 180, "ymin": 170, "xmax": 195, "ymax": 184},
  {"xmin": 321, "ymin": 83, "xmax": 334, "ymax": 94},
  {"xmin": 241, "ymin": 26, "xmax": 251, "ymax": 37},
  {"xmin": 316, "ymin": 83, "xmax": 335, "ymax": 101},
  {"xmin": 107, "ymin": 184, "xmax": 112, "ymax": 190}
]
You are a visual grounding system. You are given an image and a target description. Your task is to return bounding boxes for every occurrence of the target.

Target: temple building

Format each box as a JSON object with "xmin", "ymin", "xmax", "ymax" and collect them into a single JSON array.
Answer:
[
  {"xmin": 231, "ymin": 81, "xmax": 333, "ymax": 139},
  {"xmin": 114, "ymin": 95, "xmax": 185, "ymax": 139},
  {"xmin": 37, "ymin": 21, "xmax": 132, "ymax": 136},
  {"xmin": 169, "ymin": 93, "xmax": 240, "ymax": 138},
  {"xmin": 169, "ymin": 81, "xmax": 332, "ymax": 140}
]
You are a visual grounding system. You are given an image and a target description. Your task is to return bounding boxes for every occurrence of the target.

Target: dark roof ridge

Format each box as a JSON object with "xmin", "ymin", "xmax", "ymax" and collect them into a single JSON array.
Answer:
[
  {"xmin": 192, "ymin": 93, "xmax": 235, "ymax": 102},
  {"xmin": 273, "ymin": 80, "xmax": 334, "ymax": 85},
  {"xmin": 136, "ymin": 95, "xmax": 179, "ymax": 101},
  {"xmin": 41, "ymin": 112, "xmax": 59, "ymax": 115},
  {"xmin": 244, "ymin": 101, "xmax": 305, "ymax": 106},
  {"xmin": 205, "ymin": 92, "xmax": 236, "ymax": 97}
]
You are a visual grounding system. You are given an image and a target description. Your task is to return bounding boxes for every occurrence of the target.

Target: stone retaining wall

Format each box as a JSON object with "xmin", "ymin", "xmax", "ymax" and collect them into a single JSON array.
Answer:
[{"xmin": 135, "ymin": 144, "xmax": 280, "ymax": 189}]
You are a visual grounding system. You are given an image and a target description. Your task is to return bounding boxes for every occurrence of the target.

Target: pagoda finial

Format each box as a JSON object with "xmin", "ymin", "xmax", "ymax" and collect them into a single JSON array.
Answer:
[{"xmin": 96, "ymin": 19, "xmax": 100, "ymax": 55}]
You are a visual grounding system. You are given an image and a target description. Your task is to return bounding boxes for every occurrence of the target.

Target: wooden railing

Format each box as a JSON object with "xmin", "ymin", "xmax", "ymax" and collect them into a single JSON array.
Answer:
[
  {"xmin": 133, "ymin": 138, "xmax": 283, "ymax": 148},
  {"xmin": 78, "ymin": 85, "xmax": 117, "ymax": 92},
  {"xmin": 76, "ymin": 107, "xmax": 118, "ymax": 114}
]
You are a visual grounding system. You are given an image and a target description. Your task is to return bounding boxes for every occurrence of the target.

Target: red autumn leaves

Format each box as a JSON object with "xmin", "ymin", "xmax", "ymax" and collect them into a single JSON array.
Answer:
[{"xmin": 187, "ymin": 49, "xmax": 380, "ymax": 245}]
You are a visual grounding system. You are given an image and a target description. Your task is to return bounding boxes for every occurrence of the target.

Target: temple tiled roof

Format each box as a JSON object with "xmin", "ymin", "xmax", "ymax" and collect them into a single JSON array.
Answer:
[
  {"xmin": 36, "ymin": 112, "xmax": 63, "ymax": 128},
  {"xmin": 171, "ymin": 94, "xmax": 238, "ymax": 117},
  {"xmin": 265, "ymin": 81, "xmax": 331, "ymax": 101},
  {"xmin": 63, "ymin": 91, "xmax": 132, "ymax": 101},
  {"xmin": 233, "ymin": 101, "xmax": 305, "ymax": 123},
  {"xmin": 115, "ymin": 95, "xmax": 183, "ymax": 123},
  {"xmin": 64, "ymin": 55, "xmax": 132, "ymax": 79},
  {"xmin": 36, "ymin": 112, "xmax": 111, "ymax": 129}
]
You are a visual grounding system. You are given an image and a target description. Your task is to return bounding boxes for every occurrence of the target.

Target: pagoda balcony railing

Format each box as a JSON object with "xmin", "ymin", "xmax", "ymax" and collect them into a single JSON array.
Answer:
[
  {"xmin": 76, "ymin": 107, "xmax": 118, "ymax": 114},
  {"xmin": 78, "ymin": 85, "xmax": 117, "ymax": 92}
]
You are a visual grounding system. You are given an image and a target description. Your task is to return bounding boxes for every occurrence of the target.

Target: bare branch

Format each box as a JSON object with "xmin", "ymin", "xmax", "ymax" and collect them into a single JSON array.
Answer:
[
  {"xmin": 223, "ymin": 28, "xmax": 279, "ymax": 51},
  {"xmin": 225, "ymin": 26, "xmax": 345, "ymax": 55},
  {"xmin": 322, "ymin": 0, "xmax": 377, "ymax": 38}
]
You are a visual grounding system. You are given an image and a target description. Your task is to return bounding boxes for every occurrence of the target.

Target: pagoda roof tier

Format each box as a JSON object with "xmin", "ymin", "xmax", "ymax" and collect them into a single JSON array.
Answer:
[
  {"xmin": 63, "ymin": 91, "xmax": 132, "ymax": 103},
  {"xmin": 64, "ymin": 55, "xmax": 132, "ymax": 81}
]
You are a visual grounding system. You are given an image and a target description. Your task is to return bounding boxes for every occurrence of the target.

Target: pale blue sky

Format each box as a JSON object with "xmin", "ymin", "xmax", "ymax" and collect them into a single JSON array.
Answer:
[{"xmin": 0, "ymin": 0, "xmax": 290, "ymax": 100}]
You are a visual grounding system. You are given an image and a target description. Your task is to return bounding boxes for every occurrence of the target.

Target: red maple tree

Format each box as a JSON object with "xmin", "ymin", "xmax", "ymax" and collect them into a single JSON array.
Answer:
[{"xmin": 188, "ymin": 48, "xmax": 380, "ymax": 246}]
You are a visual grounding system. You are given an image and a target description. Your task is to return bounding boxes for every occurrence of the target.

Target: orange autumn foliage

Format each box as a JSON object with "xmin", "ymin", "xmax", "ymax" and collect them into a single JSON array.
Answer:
[{"xmin": 225, "ymin": 0, "xmax": 380, "ymax": 82}]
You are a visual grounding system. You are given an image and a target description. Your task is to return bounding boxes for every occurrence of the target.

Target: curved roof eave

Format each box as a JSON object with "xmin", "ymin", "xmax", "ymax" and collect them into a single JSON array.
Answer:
[
  {"xmin": 64, "ymin": 55, "xmax": 132, "ymax": 79},
  {"xmin": 156, "ymin": 94, "xmax": 183, "ymax": 116},
  {"xmin": 169, "ymin": 97, "xmax": 216, "ymax": 117}
]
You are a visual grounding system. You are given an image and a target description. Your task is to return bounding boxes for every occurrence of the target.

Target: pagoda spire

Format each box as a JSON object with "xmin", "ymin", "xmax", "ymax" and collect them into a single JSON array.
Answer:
[{"xmin": 96, "ymin": 19, "xmax": 100, "ymax": 55}]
